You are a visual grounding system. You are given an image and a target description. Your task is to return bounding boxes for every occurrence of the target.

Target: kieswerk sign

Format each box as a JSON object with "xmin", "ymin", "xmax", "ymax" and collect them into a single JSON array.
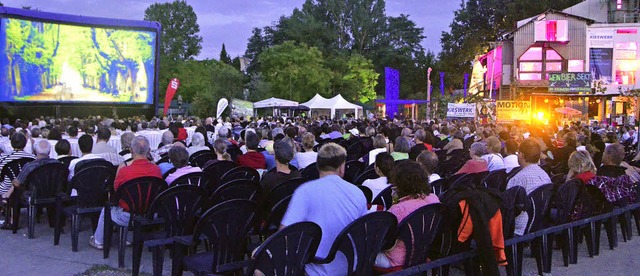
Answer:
[
  {"xmin": 548, "ymin": 72, "xmax": 592, "ymax": 93},
  {"xmin": 446, "ymin": 103, "xmax": 477, "ymax": 118},
  {"xmin": 496, "ymin": 101, "xmax": 531, "ymax": 123}
]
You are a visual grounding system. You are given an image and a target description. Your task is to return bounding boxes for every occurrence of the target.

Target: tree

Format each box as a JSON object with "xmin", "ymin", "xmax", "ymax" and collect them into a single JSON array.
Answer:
[
  {"xmin": 0, "ymin": 3, "xmax": 4, "ymax": 6},
  {"xmin": 219, "ymin": 43, "xmax": 232, "ymax": 64},
  {"xmin": 259, "ymin": 41, "xmax": 331, "ymax": 102},
  {"xmin": 144, "ymin": 0, "xmax": 202, "ymax": 95},
  {"xmin": 342, "ymin": 54, "xmax": 378, "ymax": 103}
]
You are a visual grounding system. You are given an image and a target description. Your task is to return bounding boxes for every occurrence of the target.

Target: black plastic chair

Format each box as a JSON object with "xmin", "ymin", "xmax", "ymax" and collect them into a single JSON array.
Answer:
[
  {"xmin": 524, "ymin": 183, "xmax": 555, "ymax": 276},
  {"xmin": 132, "ymin": 185, "xmax": 203, "ymax": 276},
  {"xmin": 17, "ymin": 162, "xmax": 69, "ymax": 240},
  {"xmin": 188, "ymin": 150, "xmax": 215, "ymax": 168},
  {"xmin": 201, "ymin": 160, "xmax": 236, "ymax": 195},
  {"xmin": 221, "ymin": 222, "xmax": 321, "ymax": 276},
  {"xmin": 552, "ymin": 179, "xmax": 583, "ymax": 266},
  {"xmin": 265, "ymin": 164, "xmax": 298, "ymax": 175},
  {"xmin": 502, "ymin": 186, "xmax": 528, "ymax": 276},
  {"xmin": 266, "ymin": 177, "xmax": 306, "ymax": 205},
  {"xmin": 506, "ymin": 166, "xmax": 522, "ymax": 182},
  {"xmin": 208, "ymin": 179, "xmax": 260, "ymax": 208},
  {"xmin": 344, "ymin": 160, "xmax": 365, "ymax": 184},
  {"xmin": 356, "ymin": 185, "xmax": 373, "ymax": 203},
  {"xmin": 379, "ymin": 203, "xmax": 443, "ymax": 272},
  {"xmin": 119, "ymin": 149, "xmax": 131, "ymax": 156},
  {"xmin": 74, "ymin": 159, "xmax": 115, "ymax": 174},
  {"xmin": 259, "ymin": 195, "xmax": 293, "ymax": 239},
  {"xmin": 226, "ymin": 144, "xmax": 243, "ymax": 161},
  {"xmin": 482, "ymin": 169, "xmax": 507, "ymax": 191},
  {"xmin": 371, "ymin": 186, "xmax": 393, "ymax": 211},
  {"xmin": 172, "ymin": 199, "xmax": 257, "ymax": 275},
  {"xmin": 313, "ymin": 212, "xmax": 398, "ymax": 275},
  {"xmin": 103, "ymin": 176, "xmax": 166, "ymax": 268},
  {"xmin": 56, "ymin": 165, "xmax": 115, "ymax": 251},
  {"xmin": 354, "ymin": 168, "xmax": 379, "ymax": 185},
  {"xmin": 301, "ymin": 162, "xmax": 319, "ymax": 180},
  {"xmin": 430, "ymin": 179, "xmax": 447, "ymax": 196},
  {"xmin": 168, "ymin": 171, "xmax": 210, "ymax": 188},
  {"xmin": 219, "ymin": 166, "xmax": 260, "ymax": 186},
  {"xmin": 58, "ymin": 156, "xmax": 78, "ymax": 167},
  {"xmin": 1, "ymin": 157, "xmax": 35, "ymax": 233}
]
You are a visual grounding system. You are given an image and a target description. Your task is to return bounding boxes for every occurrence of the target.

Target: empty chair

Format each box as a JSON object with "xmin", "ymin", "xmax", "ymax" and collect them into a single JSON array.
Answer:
[
  {"xmin": 16, "ymin": 162, "xmax": 69, "ymax": 240},
  {"xmin": 219, "ymin": 166, "xmax": 260, "ymax": 185},
  {"xmin": 131, "ymin": 185, "xmax": 203, "ymax": 276},
  {"xmin": 56, "ymin": 165, "xmax": 115, "ymax": 252},
  {"xmin": 242, "ymin": 222, "xmax": 322, "ymax": 276},
  {"xmin": 171, "ymin": 199, "xmax": 257, "ymax": 275},
  {"xmin": 103, "ymin": 177, "xmax": 166, "ymax": 268},
  {"xmin": 208, "ymin": 179, "xmax": 260, "ymax": 208},
  {"xmin": 313, "ymin": 212, "xmax": 398, "ymax": 275},
  {"xmin": 344, "ymin": 160, "xmax": 365, "ymax": 183}
]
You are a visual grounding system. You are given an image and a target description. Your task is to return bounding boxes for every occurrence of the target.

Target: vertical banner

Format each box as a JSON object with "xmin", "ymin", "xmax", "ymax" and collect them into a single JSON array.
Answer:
[
  {"xmin": 589, "ymin": 48, "xmax": 613, "ymax": 83},
  {"xmin": 163, "ymin": 78, "xmax": 180, "ymax": 116},
  {"xmin": 440, "ymin": 72, "xmax": 445, "ymax": 96},
  {"xmin": 385, "ymin": 67, "xmax": 400, "ymax": 118},
  {"xmin": 216, "ymin": 98, "xmax": 229, "ymax": 119},
  {"xmin": 463, "ymin": 73, "xmax": 469, "ymax": 98}
]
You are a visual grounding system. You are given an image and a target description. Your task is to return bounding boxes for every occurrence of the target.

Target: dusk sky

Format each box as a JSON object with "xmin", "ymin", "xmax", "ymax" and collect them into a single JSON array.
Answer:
[{"xmin": 1, "ymin": 0, "xmax": 460, "ymax": 60}]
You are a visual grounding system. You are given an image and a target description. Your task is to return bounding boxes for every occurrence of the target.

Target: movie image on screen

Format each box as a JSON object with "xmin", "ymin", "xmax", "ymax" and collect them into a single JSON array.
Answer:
[{"xmin": 0, "ymin": 17, "xmax": 156, "ymax": 104}]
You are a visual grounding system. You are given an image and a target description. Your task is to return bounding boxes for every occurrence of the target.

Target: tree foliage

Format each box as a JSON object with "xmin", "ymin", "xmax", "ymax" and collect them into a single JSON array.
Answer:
[
  {"xmin": 342, "ymin": 54, "xmax": 378, "ymax": 103},
  {"xmin": 259, "ymin": 41, "xmax": 332, "ymax": 102},
  {"xmin": 245, "ymin": 0, "xmax": 427, "ymax": 100},
  {"xmin": 219, "ymin": 43, "xmax": 232, "ymax": 65},
  {"xmin": 144, "ymin": 0, "xmax": 202, "ymax": 97}
]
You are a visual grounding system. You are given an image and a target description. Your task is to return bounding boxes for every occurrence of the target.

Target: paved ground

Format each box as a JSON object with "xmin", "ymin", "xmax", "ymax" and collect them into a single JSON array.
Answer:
[{"xmin": 0, "ymin": 211, "xmax": 639, "ymax": 275}]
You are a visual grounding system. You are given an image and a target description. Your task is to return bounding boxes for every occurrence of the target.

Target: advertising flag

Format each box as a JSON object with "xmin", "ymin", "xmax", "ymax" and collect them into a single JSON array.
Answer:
[{"xmin": 163, "ymin": 78, "xmax": 180, "ymax": 116}]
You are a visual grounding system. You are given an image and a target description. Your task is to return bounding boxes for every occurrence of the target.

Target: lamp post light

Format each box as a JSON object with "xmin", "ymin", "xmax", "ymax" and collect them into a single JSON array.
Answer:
[{"xmin": 426, "ymin": 67, "xmax": 432, "ymax": 121}]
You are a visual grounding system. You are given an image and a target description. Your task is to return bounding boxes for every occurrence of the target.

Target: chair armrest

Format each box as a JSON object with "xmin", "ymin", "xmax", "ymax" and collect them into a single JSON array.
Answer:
[
  {"xmin": 144, "ymin": 237, "xmax": 175, "ymax": 248},
  {"xmin": 173, "ymin": 235, "xmax": 197, "ymax": 246},
  {"xmin": 133, "ymin": 216, "xmax": 165, "ymax": 227},
  {"xmin": 215, "ymin": 260, "xmax": 251, "ymax": 274}
]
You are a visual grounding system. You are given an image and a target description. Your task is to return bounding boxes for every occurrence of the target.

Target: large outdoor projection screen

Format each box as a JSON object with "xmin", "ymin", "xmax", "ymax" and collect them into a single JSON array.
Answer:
[{"xmin": 0, "ymin": 7, "xmax": 159, "ymax": 105}]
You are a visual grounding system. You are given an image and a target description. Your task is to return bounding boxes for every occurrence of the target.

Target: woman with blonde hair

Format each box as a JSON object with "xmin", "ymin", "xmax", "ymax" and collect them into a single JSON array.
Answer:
[{"xmin": 566, "ymin": 150, "xmax": 597, "ymax": 183}]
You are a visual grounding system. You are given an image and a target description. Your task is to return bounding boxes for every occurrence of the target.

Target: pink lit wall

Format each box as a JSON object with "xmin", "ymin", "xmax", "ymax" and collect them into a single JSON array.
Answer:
[{"xmin": 482, "ymin": 45, "xmax": 503, "ymax": 90}]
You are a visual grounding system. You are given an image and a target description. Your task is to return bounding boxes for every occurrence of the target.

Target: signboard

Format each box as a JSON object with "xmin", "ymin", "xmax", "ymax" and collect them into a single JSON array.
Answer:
[
  {"xmin": 446, "ymin": 103, "xmax": 476, "ymax": 118},
  {"xmin": 496, "ymin": 101, "xmax": 531, "ymax": 123},
  {"xmin": 477, "ymin": 99, "xmax": 496, "ymax": 124},
  {"xmin": 589, "ymin": 48, "xmax": 613, "ymax": 83},
  {"xmin": 548, "ymin": 72, "xmax": 592, "ymax": 93},
  {"xmin": 587, "ymin": 29, "xmax": 614, "ymax": 48}
]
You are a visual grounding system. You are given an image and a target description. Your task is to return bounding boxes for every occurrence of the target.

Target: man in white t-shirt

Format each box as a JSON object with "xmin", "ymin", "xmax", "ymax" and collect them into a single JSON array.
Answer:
[
  {"xmin": 68, "ymin": 135, "xmax": 105, "ymax": 180},
  {"xmin": 281, "ymin": 143, "xmax": 367, "ymax": 275}
]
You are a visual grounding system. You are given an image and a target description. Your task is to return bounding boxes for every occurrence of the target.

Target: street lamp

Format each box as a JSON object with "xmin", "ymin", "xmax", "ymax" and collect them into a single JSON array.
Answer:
[{"xmin": 426, "ymin": 67, "xmax": 432, "ymax": 121}]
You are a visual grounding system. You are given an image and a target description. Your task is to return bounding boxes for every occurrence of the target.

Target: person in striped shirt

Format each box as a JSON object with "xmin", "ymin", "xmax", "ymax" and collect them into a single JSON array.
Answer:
[{"xmin": 0, "ymin": 132, "xmax": 35, "ymax": 196}]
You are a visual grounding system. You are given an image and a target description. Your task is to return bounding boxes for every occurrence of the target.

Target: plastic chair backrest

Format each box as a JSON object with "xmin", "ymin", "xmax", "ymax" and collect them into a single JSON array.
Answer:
[
  {"xmin": 112, "ymin": 176, "xmax": 166, "ymax": 215},
  {"xmin": 301, "ymin": 163, "xmax": 320, "ymax": 180},
  {"xmin": 525, "ymin": 183, "xmax": 555, "ymax": 234},
  {"xmin": 482, "ymin": 169, "xmax": 507, "ymax": 191},
  {"xmin": 192, "ymin": 199, "xmax": 256, "ymax": 272},
  {"xmin": 0, "ymin": 157, "xmax": 35, "ymax": 182},
  {"xmin": 356, "ymin": 185, "xmax": 373, "ymax": 203},
  {"xmin": 75, "ymin": 159, "xmax": 114, "ymax": 174},
  {"xmin": 354, "ymin": 168, "xmax": 379, "ymax": 185},
  {"xmin": 208, "ymin": 179, "xmax": 260, "ymax": 207},
  {"xmin": 58, "ymin": 156, "xmax": 78, "ymax": 167},
  {"xmin": 344, "ymin": 160, "xmax": 365, "ymax": 184},
  {"xmin": 430, "ymin": 179, "xmax": 447, "ymax": 196},
  {"xmin": 552, "ymin": 179, "xmax": 582, "ymax": 224},
  {"xmin": 69, "ymin": 166, "xmax": 115, "ymax": 208},
  {"xmin": 267, "ymin": 177, "xmax": 306, "ymax": 206},
  {"xmin": 220, "ymin": 166, "xmax": 260, "ymax": 186},
  {"xmin": 189, "ymin": 150, "xmax": 216, "ymax": 168},
  {"xmin": 397, "ymin": 203, "xmax": 444, "ymax": 267},
  {"xmin": 148, "ymin": 185, "xmax": 203, "ymax": 237},
  {"xmin": 169, "ymin": 171, "xmax": 210, "ymax": 188},
  {"xmin": 501, "ymin": 186, "xmax": 528, "ymax": 239},
  {"xmin": 25, "ymin": 162, "xmax": 69, "ymax": 204},
  {"xmin": 247, "ymin": 222, "xmax": 322, "ymax": 276},
  {"xmin": 371, "ymin": 186, "xmax": 393, "ymax": 210},
  {"xmin": 324, "ymin": 212, "xmax": 398, "ymax": 275},
  {"xmin": 202, "ymin": 160, "xmax": 237, "ymax": 192}
]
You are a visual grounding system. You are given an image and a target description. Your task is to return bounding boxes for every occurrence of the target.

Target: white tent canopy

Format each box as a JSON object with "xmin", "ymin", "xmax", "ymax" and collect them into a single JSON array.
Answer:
[
  {"xmin": 301, "ymin": 94, "xmax": 363, "ymax": 118},
  {"xmin": 253, "ymin": 97, "xmax": 299, "ymax": 108}
]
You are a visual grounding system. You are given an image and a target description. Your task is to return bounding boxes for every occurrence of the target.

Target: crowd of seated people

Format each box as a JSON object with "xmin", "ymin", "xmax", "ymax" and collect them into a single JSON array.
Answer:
[{"xmin": 0, "ymin": 113, "xmax": 640, "ymax": 274}]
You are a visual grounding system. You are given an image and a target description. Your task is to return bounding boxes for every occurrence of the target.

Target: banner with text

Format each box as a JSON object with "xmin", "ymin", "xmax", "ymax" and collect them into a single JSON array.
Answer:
[
  {"xmin": 446, "ymin": 103, "xmax": 477, "ymax": 118},
  {"xmin": 496, "ymin": 101, "xmax": 531, "ymax": 123},
  {"xmin": 548, "ymin": 72, "xmax": 592, "ymax": 93}
]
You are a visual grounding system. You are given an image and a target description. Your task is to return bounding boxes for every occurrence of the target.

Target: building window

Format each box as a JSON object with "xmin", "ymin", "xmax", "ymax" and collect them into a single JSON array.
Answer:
[
  {"xmin": 617, "ymin": 0, "xmax": 623, "ymax": 10},
  {"xmin": 568, "ymin": 60, "xmax": 584, "ymax": 72},
  {"xmin": 615, "ymin": 42, "xmax": 638, "ymax": 84},
  {"xmin": 518, "ymin": 46, "xmax": 565, "ymax": 81}
]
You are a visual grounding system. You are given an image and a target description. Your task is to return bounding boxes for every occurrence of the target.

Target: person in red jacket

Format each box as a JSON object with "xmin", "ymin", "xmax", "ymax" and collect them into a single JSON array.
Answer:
[{"xmin": 236, "ymin": 131, "xmax": 266, "ymax": 170}]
